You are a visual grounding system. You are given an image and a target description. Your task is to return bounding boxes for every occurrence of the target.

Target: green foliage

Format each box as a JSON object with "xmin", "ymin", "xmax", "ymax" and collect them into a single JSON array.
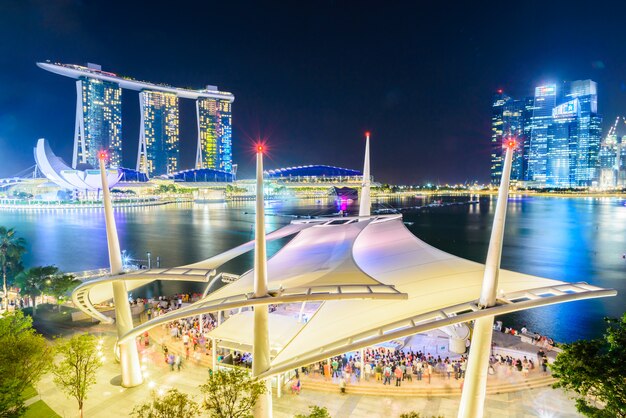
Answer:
[
  {"xmin": 551, "ymin": 314, "xmax": 626, "ymax": 418},
  {"xmin": 52, "ymin": 334, "xmax": 103, "ymax": 418},
  {"xmin": 45, "ymin": 273, "xmax": 80, "ymax": 307},
  {"xmin": 0, "ymin": 226, "xmax": 27, "ymax": 310},
  {"xmin": 0, "ymin": 310, "xmax": 52, "ymax": 417},
  {"xmin": 199, "ymin": 368, "xmax": 266, "ymax": 418},
  {"xmin": 294, "ymin": 405, "xmax": 332, "ymax": 418},
  {"xmin": 153, "ymin": 184, "xmax": 194, "ymax": 195},
  {"xmin": 225, "ymin": 184, "xmax": 248, "ymax": 194},
  {"xmin": 15, "ymin": 266, "xmax": 67, "ymax": 317},
  {"xmin": 399, "ymin": 413, "xmax": 445, "ymax": 418},
  {"xmin": 21, "ymin": 400, "xmax": 60, "ymax": 418},
  {"xmin": 131, "ymin": 389, "xmax": 200, "ymax": 418}
]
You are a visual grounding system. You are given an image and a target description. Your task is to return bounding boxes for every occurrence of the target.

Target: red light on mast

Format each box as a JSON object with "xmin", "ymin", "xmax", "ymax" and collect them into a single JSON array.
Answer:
[
  {"xmin": 257, "ymin": 144, "xmax": 264, "ymax": 153},
  {"xmin": 505, "ymin": 139, "xmax": 517, "ymax": 149},
  {"xmin": 365, "ymin": 131, "xmax": 370, "ymax": 137},
  {"xmin": 97, "ymin": 150, "xmax": 108, "ymax": 161}
]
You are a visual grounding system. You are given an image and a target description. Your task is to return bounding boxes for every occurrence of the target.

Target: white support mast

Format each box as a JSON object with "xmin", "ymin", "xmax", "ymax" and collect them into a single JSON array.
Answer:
[
  {"xmin": 98, "ymin": 152, "xmax": 143, "ymax": 388},
  {"xmin": 359, "ymin": 131, "xmax": 371, "ymax": 218},
  {"xmin": 458, "ymin": 139, "xmax": 515, "ymax": 418},
  {"xmin": 252, "ymin": 144, "xmax": 273, "ymax": 418}
]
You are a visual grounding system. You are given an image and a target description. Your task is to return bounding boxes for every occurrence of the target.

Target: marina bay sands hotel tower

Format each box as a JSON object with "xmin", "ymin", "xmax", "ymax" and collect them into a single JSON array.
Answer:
[{"xmin": 37, "ymin": 62, "xmax": 235, "ymax": 177}]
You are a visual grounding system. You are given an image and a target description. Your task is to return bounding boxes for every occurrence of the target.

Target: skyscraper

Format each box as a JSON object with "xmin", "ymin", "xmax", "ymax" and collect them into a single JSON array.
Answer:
[
  {"xmin": 565, "ymin": 80, "xmax": 601, "ymax": 186},
  {"xmin": 490, "ymin": 92, "xmax": 509, "ymax": 185},
  {"xmin": 38, "ymin": 62, "xmax": 235, "ymax": 179},
  {"xmin": 527, "ymin": 85, "xmax": 557, "ymax": 184},
  {"xmin": 490, "ymin": 92, "xmax": 533, "ymax": 185},
  {"xmin": 73, "ymin": 74, "xmax": 122, "ymax": 168},
  {"xmin": 196, "ymin": 97, "xmax": 232, "ymax": 172},
  {"xmin": 137, "ymin": 90, "xmax": 180, "ymax": 176},
  {"xmin": 491, "ymin": 80, "xmax": 602, "ymax": 187}
]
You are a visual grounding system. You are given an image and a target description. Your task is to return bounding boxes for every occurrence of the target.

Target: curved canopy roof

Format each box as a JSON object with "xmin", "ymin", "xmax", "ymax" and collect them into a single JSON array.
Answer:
[
  {"xmin": 97, "ymin": 215, "xmax": 615, "ymax": 378},
  {"xmin": 265, "ymin": 165, "xmax": 362, "ymax": 178},
  {"xmin": 163, "ymin": 168, "xmax": 234, "ymax": 183}
]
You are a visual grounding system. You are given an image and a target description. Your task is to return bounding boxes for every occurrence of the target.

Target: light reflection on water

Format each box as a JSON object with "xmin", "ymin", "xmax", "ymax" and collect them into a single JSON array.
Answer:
[{"xmin": 0, "ymin": 195, "xmax": 624, "ymax": 342}]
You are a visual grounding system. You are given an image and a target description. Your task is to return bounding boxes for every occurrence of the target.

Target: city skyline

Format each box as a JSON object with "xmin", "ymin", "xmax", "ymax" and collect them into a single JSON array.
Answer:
[
  {"xmin": 4, "ymin": 2, "xmax": 626, "ymax": 183},
  {"xmin": 39, "ymin": 61, "xmax": 235, "ymax": 177},
  {"xmin": 491, "ymin": 79, "xmax": 606, "ymax": 188}
]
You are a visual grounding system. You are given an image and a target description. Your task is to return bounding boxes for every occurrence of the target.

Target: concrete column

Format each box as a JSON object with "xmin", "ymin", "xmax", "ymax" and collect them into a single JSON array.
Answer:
[
  {"xmin": 458, "ymin": 142, "xmax": 514, "ymax": 418},
  {"xmin": 277, "ymin": 374, "xmax": 282, "ymax": 398},
  {"xmin": 359, "ymin": 132, "xmax": 371, "ymax": 218},
  {"xmin": 252, "ymin": 147, "xmax": 272, "ymax": 418},
  {"xmin": 211, "ymin": 337, "xmax": 217, "ymax": 372},
  {"xmin": 479, "ymin": 143, "xmax": 514, "ymax": 308},
  {"xmin": 212, "ymin": 338, "xmax": 217, "ymax": 370},
  {"xmin": 298, "ymin": 301, "xmax": 307, "ymax": 323},
  {"xmin": 99, "ymin": 155, "xmax": 143, "ymax": 388}
]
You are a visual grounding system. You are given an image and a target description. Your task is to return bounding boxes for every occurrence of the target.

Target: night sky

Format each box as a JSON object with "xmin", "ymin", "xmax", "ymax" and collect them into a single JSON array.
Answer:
[{"xmin": 2, "ymin": 1, "xmax": 626, "ymax": 183}]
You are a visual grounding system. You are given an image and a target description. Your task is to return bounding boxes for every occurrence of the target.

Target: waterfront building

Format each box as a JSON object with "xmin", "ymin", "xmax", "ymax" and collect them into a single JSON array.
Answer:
[
  {"xmin": 72, "ymin": 65, "xmax": 123, "ymax": 169},
  {"xmin": 490, "ymin": 92, "xmax": 533, "ymax": 185},
  {"xmin": 490, "ymin": 92, "xmax": 509, "ymax": 185},
  {"xmin": 265, "ymin": 165, "xmax": 363, "ymax": 183},
  {"xmin": 492, "ymin": 80, "xmax": 602, "ymax": 187},
  {"xmin": 564, "ymin": 80, "xmax": 602, "ymax": 186},
  {"xmin": 137, "ymin": 91, "xmax": 180, "ymax": 176},
  {"xmin": 527, "ymin": 84, "xmax": 557, "ymax": 184},
  {"xmin": 37, "ymin": 62, "xmax": 235, "ymax": 176},
  {"xmin": 196, "ymin": 98, "xmax": 233, "ymax": 173}
]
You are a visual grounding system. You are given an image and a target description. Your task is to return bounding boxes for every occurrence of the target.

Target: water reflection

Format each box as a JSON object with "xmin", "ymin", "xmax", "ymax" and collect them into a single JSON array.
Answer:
[{"xmin": 0, "ymin": 195, "xmax": 624, "ymax": 342}]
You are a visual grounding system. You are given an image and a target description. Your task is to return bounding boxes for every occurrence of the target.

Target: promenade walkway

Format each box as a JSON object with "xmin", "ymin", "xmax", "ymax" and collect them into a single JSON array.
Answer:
[{"xmin": 33, "ymin": 329, "xmax": 581, "ymax": 418}]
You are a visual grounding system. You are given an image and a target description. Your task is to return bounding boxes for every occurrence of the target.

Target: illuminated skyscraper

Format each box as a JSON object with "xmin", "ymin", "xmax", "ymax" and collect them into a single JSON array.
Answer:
[
  {"xmin": 196, "ymin": 98, "xmax": 233, "ymax": 173},
  {"xmin": 38, "ymin": 62, "xmax": 235, "ymax": 176},
  {"xmin": 73, "ymin": 73, "xmax": 122, "ymax": 168},
  {"xmin": 527, "ymin": 84, "xmax": 557, "ymax": 183},
  {"xmin": 491, "ymin": 92, "xmax": 533, "ymax": 185},
  {"xmin": 564, "ymin": 80, "xmax": 601, "ymax": 186},
  {"xmin": 137, "ymin": 91, "xmax": 180, "ymax": 176},
  {"xmin": 490, "ymin": 92, "xmax": 509, "ymax": 185}
]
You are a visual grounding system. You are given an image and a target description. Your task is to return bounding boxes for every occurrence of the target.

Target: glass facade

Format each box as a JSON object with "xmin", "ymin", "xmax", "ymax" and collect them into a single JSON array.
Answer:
[
  {"xmin": 196, "ymin": 98, "xmax": 233, "ymax": 172},
  {"xmin": 138, "ymin": 90, "xmax": 180, "ymax": 176},
  {"xmin": 217, "ymin": 100, "xmax": 233, "ymax": 173},
  {"xmin": 490, "ymin": 93, "xmax": 533, "ymax": 185},
  {"xmin": 492, "ymin": 80, "xmax": 603, "ymax": 187},
  {"xmin": 75, "ymin": 78, "xmax": 122, "ymax": 168},
  {"xmin": 527, "ymin": 85, "xmax": 557, "ymax": 184}
]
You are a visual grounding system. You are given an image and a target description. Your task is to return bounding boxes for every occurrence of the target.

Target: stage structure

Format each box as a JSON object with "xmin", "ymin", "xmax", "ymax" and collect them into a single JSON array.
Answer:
[{"xmin": 72, "ymin": 135, "xmax": 617, "ymax": 417}]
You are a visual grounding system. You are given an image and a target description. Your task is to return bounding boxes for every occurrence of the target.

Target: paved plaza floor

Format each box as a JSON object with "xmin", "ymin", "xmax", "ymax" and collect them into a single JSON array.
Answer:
[{"xmin": 33, "ymin": 327, "xmax": 583, "ymax": 418}]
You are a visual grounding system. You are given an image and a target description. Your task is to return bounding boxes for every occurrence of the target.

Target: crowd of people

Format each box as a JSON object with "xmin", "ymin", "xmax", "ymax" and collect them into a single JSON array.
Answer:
[{"xmin": 140, "ymin": 295, "xmax": 552, "ymax": 391}]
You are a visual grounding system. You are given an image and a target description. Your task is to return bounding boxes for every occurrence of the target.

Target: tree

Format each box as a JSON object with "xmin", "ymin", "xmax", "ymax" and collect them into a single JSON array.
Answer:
[
  {"xmin": 15, "ymin": 266, "xmax": 59, "ymax": 317},
  {"xmin": 0, "ymin": 310, "xmax": 52, "ymax": 417},
  {"xmin": 0, "ymin": 227, "xmax": 26, "ymax": 311},
  {"xmin": 551, "ymin": 313, "xmax": 626, "ymax": 418},
  {"xmin": 53, "ymin": 334, "xmax": 104, "ymax": 418},
  {"xmin": 199, "ymin": 368, "xmax": 266, "ymax": 418},
  {"xmin": 131, "ymin": 389, "xmax": 200, "ymax": 418},
  {"xmin": 46, "ymin": 273, "xmax": 80, "ymax": 311},
  {"xmin": 294, "ymin": 405, "xmax": 332, "ymax": 418}
]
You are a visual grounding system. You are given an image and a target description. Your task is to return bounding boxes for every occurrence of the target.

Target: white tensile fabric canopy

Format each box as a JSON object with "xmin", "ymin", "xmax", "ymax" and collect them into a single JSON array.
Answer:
[
  {"xmin": 197, "ymin": 215, "xmax": 610, "ymax": 377},
  {"xmin": 76, "ymin": 214, "xmax": 614, "ymax": 377}
]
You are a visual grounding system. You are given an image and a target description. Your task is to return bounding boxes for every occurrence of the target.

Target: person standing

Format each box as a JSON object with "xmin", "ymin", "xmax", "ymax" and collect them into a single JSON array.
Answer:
[
  {"xmin": 394, "ymin": 365, "xmax": 403, "ymax": 386},
  {"xmin": 383, "ymin": 365, "xmax": 392, "ymax": 385}
]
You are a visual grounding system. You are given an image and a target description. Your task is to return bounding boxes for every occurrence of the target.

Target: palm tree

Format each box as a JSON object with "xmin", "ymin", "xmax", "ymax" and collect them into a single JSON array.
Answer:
[
  {"xmin": 16, "ymin": 266, "xmax": 59, "ymax": 317},
  {"xmin": 0, "ymin": 227, "xmax": 27, "ymax": 311}
]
